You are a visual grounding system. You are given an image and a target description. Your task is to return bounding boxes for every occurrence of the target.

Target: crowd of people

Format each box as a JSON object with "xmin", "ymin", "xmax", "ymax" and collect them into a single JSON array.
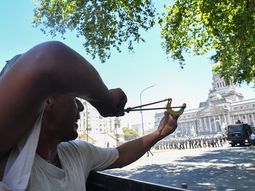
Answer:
[{"xmin": 154, "ymin": 135, "xmax": 227, "ymax": 150}]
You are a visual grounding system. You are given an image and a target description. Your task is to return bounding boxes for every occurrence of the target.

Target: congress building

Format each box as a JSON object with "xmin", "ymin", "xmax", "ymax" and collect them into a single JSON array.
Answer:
[{"xmin": 154, "ymin": 73, "xmax": 255, "ymax": 137}]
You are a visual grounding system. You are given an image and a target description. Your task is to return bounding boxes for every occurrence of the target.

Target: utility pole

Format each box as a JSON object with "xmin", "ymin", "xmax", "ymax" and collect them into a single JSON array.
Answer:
[{"xmin": 139, "ymin": 85, "xmax": 155, "ymax": 135}]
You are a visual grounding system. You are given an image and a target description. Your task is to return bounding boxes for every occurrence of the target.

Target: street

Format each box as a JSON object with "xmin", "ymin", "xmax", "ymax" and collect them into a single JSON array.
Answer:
[{"xmin": 104, "ymin": 145, "xmax": 255, "ymax": 191}]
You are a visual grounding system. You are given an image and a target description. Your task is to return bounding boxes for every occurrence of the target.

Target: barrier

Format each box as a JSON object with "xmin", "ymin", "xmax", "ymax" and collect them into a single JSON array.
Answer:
[{"xmin": 86, "ymin": 171, "xmax": 189, "ymax": 191}]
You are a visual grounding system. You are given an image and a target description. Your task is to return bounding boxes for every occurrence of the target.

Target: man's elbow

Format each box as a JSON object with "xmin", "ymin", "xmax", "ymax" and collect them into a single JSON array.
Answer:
[{"xmin": 20, "ymin": 41, "xmax": 73, "ymax": 88}]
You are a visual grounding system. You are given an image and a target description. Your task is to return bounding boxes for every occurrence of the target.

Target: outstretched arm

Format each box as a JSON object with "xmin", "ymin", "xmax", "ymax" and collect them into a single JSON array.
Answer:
[
  {"xmin": 107, "ymin": 109, "xmax": 184, "ymax": 169},
  {"xmin": 0, "ymin": 41, "xmax": 126, "ymax": 156}
]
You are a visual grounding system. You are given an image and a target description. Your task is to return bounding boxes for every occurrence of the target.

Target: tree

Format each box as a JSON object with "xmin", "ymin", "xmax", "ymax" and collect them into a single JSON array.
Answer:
[
  {"xmin": 33, "ymin": 0, "xmax": 255, "ymax": 85},
  {"xmin": 160, "ymin": 0, "xmax": 255, "ymax": 85},
  {"xmin": 122, "ymin": 127, "xmax": 139, "ymax": 141},
  {"xmin": 33, "ymin": 0, "xmax": 156, "ymax": 62}
]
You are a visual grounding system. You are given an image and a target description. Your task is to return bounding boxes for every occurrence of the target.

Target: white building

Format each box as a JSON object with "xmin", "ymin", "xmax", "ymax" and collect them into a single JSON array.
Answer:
[
  {"xmin": 77, "ymin": 99, "xmax": 124, "ymax": 147},
  {"xmin": 154, "ymin": 73, "xmax": 255, "ymax": 137}
]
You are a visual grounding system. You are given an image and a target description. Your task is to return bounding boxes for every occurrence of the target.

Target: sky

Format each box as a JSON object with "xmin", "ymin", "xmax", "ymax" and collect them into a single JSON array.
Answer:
[{"xmin": 0, "ymin": 1, "xmax": 254, "ymax": 126}]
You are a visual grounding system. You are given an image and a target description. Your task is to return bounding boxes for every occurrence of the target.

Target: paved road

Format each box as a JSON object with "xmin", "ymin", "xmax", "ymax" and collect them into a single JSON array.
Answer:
[{"xmin": 104, "ymin": 145, "xmax": 255, "ymax": 191}]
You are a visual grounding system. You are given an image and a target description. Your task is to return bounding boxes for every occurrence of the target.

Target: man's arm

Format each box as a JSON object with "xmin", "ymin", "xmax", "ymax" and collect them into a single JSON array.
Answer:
[
  {"xmin": 0, "ymin": 41, "xmax": 126, "ymax": 157},
  {"xmin": 107, "ymin": 111, "xmax": 180, "ymax": 169}
]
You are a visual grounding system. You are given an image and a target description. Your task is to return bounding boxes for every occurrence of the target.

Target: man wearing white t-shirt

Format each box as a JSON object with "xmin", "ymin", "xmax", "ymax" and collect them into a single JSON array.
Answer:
[{"xmin": 0, "ymin": 41, "xmax": 184, "ymax": 191}]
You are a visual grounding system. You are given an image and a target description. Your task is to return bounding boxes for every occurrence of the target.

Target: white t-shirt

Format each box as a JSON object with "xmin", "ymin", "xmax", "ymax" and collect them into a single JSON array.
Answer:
[{"xmin": 26, "ymin": 140, "xmax": 119, "ymax": 191}]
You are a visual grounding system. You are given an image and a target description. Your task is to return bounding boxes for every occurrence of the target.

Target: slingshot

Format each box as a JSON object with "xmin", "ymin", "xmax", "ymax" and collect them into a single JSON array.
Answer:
[{"xmin": 124, "ymin": 98, "xmax": 186, "ymax": 116}]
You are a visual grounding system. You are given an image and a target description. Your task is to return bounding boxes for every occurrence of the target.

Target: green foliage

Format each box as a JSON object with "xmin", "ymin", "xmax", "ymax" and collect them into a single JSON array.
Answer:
[
  {"xmin": 33, "ymin": 0, "xmax": 156, "ymax": 62},
  {"xmin": 122, "ymin": 127, "xmax": 139, "ymax": 141},
  {"xmin": 160, "ymin": 0, "xmax": 255, "ymax": 85},
  {"xmin": 33, "ymin": 0, "xmax": 255, "ymax": 85}
]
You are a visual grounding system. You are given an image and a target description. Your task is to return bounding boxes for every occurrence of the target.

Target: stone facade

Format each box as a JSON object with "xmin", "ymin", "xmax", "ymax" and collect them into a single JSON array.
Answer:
[{"xmin": 154, "ymin": 73, "xmax": 255, "ymax": 137}]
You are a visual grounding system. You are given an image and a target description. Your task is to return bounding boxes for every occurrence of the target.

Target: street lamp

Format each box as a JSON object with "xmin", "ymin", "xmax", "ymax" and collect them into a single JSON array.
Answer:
[
  {"xmin": 82, "ymin": 101, "xmax": 89, "ymax": 142},
  {"xmin": 140, "ymin": 85, "xmax": 155, "ymax": 135},
  {"xmin": 114, "ymin": 117, "xmax": 120, "ymax": 146}
]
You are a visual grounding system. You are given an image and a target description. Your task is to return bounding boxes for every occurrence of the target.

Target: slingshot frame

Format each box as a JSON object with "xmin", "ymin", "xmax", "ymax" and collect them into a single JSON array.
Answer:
[{"xmin": 125, "ymin": 98, "xmax": 186, "ymax": 116}]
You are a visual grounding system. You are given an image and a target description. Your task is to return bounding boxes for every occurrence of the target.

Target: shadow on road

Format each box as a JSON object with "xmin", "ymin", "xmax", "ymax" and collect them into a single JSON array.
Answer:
[{"xmin": 105, "ymin": 147, "xmax": 255, "ymax": 191}]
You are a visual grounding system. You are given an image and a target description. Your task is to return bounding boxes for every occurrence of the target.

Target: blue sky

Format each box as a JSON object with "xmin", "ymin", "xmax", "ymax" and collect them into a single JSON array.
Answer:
[{"xmin": 1, "ymin": 1, "xmax": 254, "ymax": 125}]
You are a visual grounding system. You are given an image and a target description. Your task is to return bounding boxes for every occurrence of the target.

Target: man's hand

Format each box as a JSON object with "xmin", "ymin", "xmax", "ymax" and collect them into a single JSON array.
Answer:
[
  {"xmin": 109, "ymin": 88, "xmax": 127, "ymax": 116},
  {"xmin": 156, "ymin": 100, "xmax": 186, "ymax": 139},
  {"xmin": 95, "ymin": 88, "xmax": 127, "ymax": 117},
  {"xmin": 156, "ymin": 111, "xmax": 178, "ymax": 139}
]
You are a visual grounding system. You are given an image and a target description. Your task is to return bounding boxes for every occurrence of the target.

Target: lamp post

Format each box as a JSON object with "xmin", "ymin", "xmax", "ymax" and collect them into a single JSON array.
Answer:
[
  {"xmin": 114, "ymin": 117, "xmax": 120, "ymax": 146},
  {"xmin": 83, "ymin": 101, "xmax": 89, "ymax": 142},
  {"xmin": 140, "ymin": 85, "xmax": 155, "ymax": 135}
]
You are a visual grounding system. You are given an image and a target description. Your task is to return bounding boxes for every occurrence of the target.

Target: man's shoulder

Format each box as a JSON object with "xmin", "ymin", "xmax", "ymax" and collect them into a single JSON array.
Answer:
[
  {"xmin": 59, "ymin": 140, "xmax": 88, "ymax": 149},
  {"xmin": 1, "ymin": 54, "xmax": 23, "ymax": 76},
  {"xmin": 58, "ymin": 140, "xmax": 96, "ymax": 153},
  {"xmin": 57, "ymin": 140, "xmax": 88, "ymax": 161}
]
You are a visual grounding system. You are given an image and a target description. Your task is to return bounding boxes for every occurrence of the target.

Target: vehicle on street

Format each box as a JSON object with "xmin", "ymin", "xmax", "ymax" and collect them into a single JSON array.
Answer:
[{"xmin": 227, "ymin": 123, "xmax": 252, "ymax": 146}]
